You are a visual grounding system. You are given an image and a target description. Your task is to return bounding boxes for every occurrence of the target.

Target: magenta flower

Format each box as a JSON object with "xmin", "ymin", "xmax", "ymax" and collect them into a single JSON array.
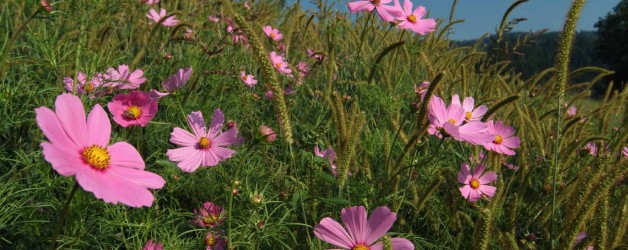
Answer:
[
  {"xmin": 263, "ymin": 25, "xmax": 283, "ymax": 41},
  {"xmin": 270, "ymin": 51, "xmax": 292, "ymax": 75},
  {"xmin": 483, "ymin": 120, "xmax": 521, "ymax": 156},
  {"xmin": 258, "ymin": 125, "xmax": 277, "ymax": 143},
  {"xmin": 451, "ymin": 94, "xmax": 488, "ymax": 122},
  {"xmin": 146, "ymin": 8, "xmax": 179, "ymax": 27},
  {"xmin": 428, "ymin": 96, "xmax": 492, "ymax": 145},
  {"xmin": 240, "ymin": 71, "xmax": 258, "ymax": 87},
  {"xmin": 192, "ymin": 202, "xmax": 225, "ymax": 228},
  {"xmin": 149, "ymin": 67, "xmax": 193, "ymax": 98},
  {"xmin": 35, "ymin": 94, "xmax": 165, "ymax": 207},
  {"xmin": 206, "ymin": 230, "xmax": 227, "ymax": 250},
  {"xmin": 314, "ymin": 206, "xmax": 414, "ymax": 249},
  {"xmin": 567, "ymin": 106, "xmax": 577, "ymax": 117},
  {"xmin": 166, "ymin": 109, "xmax": 238, "ymax": 172},
  {"xmin": 107, "ymin": 91, "xmax": 158, "ymax": 128},
  {"xmin": 347, "ymin": 0, "xmax": 403, "ymax": 22},
  {"xmin": 143, "ymin": 240, "xmax": 163, "ymax": 250},
  {"xmin": 394, "ymin": 0, "xmax": 436, "ymax": 35},
  {"xmin": 314, "ymin": 146, "xmax": 344, "ymax": 176},
  {"xmin": 105, "ymin": 64, "xmax": 146, "ymax": 90},
  {"xmin": 458, "ymin": 162, "xmax": 497, "ymax": 202}
]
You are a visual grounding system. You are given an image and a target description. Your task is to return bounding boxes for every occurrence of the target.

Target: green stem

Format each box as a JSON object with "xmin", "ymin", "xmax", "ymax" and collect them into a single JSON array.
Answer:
[
  {"xmin": 356, "ymin": 12, "xmax": 373, "ymax": 62},
  {"xmin": 49, "ymin": 181, "xmax": 79, "ymax": 250}
]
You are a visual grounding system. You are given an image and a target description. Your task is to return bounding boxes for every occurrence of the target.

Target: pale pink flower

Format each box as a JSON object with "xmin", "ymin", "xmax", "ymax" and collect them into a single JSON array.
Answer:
[
  {"xmin": 107, "ymin": 91, "xmax": 158, "ymax": 128},
  {"xmin": 270, "ymin": 51, "xmax": 292, "ymax": 75},
  {"xmin": 263, "ymin": 25, "xmax": 283, "ymax": 41},
  {"xmin": 191, "ymin": 202, "xmax": 225, "ymax": 228},
  {"xmin": 483, "ymin": 120, "xmax": 520, "ymax": 156},
  {"xmin": 451, "ymin": 94, "xmax": 488, "ymax": 122},
  {"xmin": 314, "ymin": 146, "xmax": 345, "ymax": 176},
  {"xmin": 205, "ymin": 231, "xmax": 227, "ymax": 250},
  {"xmin": 240, "ymin": 71, "xmax": 258, "ymax": 87},
  {"xmin": 35, "ymin": 94, "xmax": 165, "ymax": 207},
  {"xmin": 584, "ymin": 142, "xmax": 598, "ymax": 156},
  {"xmin": 297, "ymin": 61, "xmax": 310, "ymax": 78},
  {"xmin": 149, "ymin": 67, "xmax": 193, "ymax": 98},
  {"xmin": 428, "ymin": 96, "xmax": 492, "ymax": 145},
  {"xmin": 146, "ymin": 8, "xmax": 179, "ymax": 27},
  {"xmin": 258, "ymin": 125, "xmax": 276, "ymax": 143},
  {"xmin": 347, "ymin": 0, "xmax": 403, "ymax": 22},
  {"xmin": 143, "ymin": 240, "xmax": 163, "ymax": 250},
  {"xmin": 142, "ymin": 0, "xmax": 160, "ymax": 5},
  {"xmin": 307, "ymin": 48, "xmax": 324, "ymax": 61},
  {"xmin": 105, "ymin": 64, "xmax": 146, "ymax": 90},
  {"xmin": 414, "ymin": 81, "xmax": 430, "ymax": 100},
  {"xmin": 184, "ymin": 29, "xmax": 194, "ymax": 39},
  {"xmin": 64, "ymin": 71, "xmax": 105, "ymax": 95},
  {"xmin": 244, "ymin": 0, "xmax": 251, "ymax": 10},
  {"xmin": 567, "ymin": 106, "xmax": 577, "ymax": 117},
  {"xmin": 314, "ymin": 206, "xmax": 414, "ymax": 249},
  {"xmin": 208, "ymin": 16, "xmax": 220, "ymax": 23},
  {"xmin": 166, "ymin": 109, "xmax": 238, "ymax": 172},
  {"xmin": 394, "ymin": 0, "xmax": 436, "ymax": 34},
  {"xmin": 458, "ymin": 162, "xmax": 497, "ymax": 202}
]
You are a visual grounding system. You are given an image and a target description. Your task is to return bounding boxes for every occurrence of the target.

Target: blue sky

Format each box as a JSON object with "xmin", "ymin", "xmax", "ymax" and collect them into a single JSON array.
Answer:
[{"xmin": 292, "ymin": 0, "xmax": 620, "ymax": 40}]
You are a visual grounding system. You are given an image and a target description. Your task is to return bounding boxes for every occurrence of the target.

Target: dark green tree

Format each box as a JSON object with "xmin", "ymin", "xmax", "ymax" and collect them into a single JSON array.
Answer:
[{"xmin": 594, "ymin": 0, "xmax": 628, "ymax": 94}]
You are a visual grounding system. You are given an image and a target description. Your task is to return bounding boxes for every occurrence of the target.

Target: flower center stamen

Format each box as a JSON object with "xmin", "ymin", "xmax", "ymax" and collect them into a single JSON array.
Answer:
[
  {"xmin": 275, "ymin": 63, "xmax": 282, "ymax": 69},
  {"xmin": 494, "ymin": 135, "xmax": 503, "ymax": 144},
  {"xmin": 82, "ymin": 145, "xmax": 110, "ymax": 170},
  {"xmin": 470, "ymin": 179, "xmax": 480, "ymax": 189},
  {"xmin": 270, "ymin": 33, "xmax": 276, "ymax": 38},
  {"xmin": 371, "ymin": 0, "xmax": 380, "ymax": 4},
  {"xmin": 353, "ymin": 244, "xmax": 369, "ymax": 250},
  {"xmin": 206, "ymin": 235, "xmax": 215, "ymax": 246},
  {"xmin": 123, "ymin": 105, "xmax": 142, "ymax": 119},
  {"xmin": 407, "ymin": 14, "xmax": 417, "ymax": 22},
  {"xmin": 448, "ymin": 119, "xmax": 457, "ymax": 125},
  {"xmin": 198, "ymin": 137, "xmax": 211, "ymax": 149},
  {"xmin": 85, "ymin": 83, "xmax": 94, "ymax": 93},
  {"xmin": 465, "ymin": 112, "xmax": 472, "ymax": 120},
  {"xmin": 202, "ymin": 214, "xmax": 218, "ymax": 226}
]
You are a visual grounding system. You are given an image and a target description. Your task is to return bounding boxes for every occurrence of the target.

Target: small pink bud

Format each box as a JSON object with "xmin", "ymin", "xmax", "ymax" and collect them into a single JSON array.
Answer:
[
  {"xmin": 258, "ymin": 125, "xmax": 276, "ymax": 143},
  {"xmin": 232, "ymin": 188, "xmax": 238, "ymax": 196},
  {"xmin": 40, "ymin": 0, "xmax": 52, "ymax": 12},
  {"xmin": 165, "ymin": 53, "xmax": 173, "ymax": 60},
  {"xmin": 227, "ymin": 120, "xmax": 237, "ymax": 129}
]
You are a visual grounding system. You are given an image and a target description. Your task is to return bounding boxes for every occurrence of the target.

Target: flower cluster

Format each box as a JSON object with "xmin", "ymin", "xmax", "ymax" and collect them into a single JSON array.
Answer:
[{"xmin": 348, "ymin": 0, "xmax": 436, "ymax": 35}]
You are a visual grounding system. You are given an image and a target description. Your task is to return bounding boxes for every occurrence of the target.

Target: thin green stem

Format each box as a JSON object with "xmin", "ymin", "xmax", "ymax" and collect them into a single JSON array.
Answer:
[{"xmin": 49, "ymin": 181, "xmax": 79, "ymax": 250}]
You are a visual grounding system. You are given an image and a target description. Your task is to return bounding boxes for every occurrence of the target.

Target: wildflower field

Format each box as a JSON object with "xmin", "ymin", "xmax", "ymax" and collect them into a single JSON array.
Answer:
[{"xmin": 0, "ymin": 0, "xmax": 626, "ymax": 249}]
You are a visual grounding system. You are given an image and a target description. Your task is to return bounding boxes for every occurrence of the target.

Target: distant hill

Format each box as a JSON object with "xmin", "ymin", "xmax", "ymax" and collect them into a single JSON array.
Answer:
[{"xmin": 453, "ymin": 31, "xmax": 605, "ymax": 83}]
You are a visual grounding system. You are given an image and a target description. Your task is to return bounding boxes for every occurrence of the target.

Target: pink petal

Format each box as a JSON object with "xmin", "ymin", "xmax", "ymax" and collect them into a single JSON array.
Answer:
[
  {"xmin": 35, "ymin": 107, "xmax": 80, "ymax": 150},
  {"xmin": 502, "ymin": 137, "xmax": 520, "ymax": 149},
  {"xmin": 86, "ymin": 104, "xmax": 111, "ymax": 147},
  {"xmin": 468, "ymin": 189, "xmax": 482, "ymax": 202},
  {"xmin": 478, "ymin": 185, "xmax": 496, "ymax": 198},
  {"xmin": 167, "ymin": 148, "xmax": 203, "ymax": 172},
  {"xmin": 429, "ymin": 96, "xmax": 448, "ymax": 125},
  {"xmin": 451, "ymin": 94, "xmax": 461, "ymax": 108},
  {"xmin": 186, "ymin": 111, "xmax": 207, "ymax": 138},
  {"xmin": 212, "ymin": 127, "xmax": 238, "ymax": 147},
  {"xmin": 341, "ymin": 206, "xmax": 369, "ymax": 244},
  {"xmin": 472, "ymin": 105, "xmax": 488, "ymax": 118},
  {"xmin": 170, "ymin": 127, "xmax": 199, "ymax": 147},
  {"xmin": 75, "ymin": 167, "xmax": 156, "ymax": 207},
  {"xmin": 208, "ymin": 109, "xmax": 225, "ymax": 139},
  {"xmin": 54, "ymin": 93, "xmax": 89, "ymax": 147},
  {"xmin": 41, "ymin": 142, "xmax": 82, "ymax": 176},
  {"xmin": 148, "ymin": 89, "xmax": 169, "ymax": 99},
  {"xmin": 314, "ymin": 217, "xmax": 354, "ymax": 249},
  {"xmin": 365, "ymin": 206, "xmax": 397, "ymax": 245},
  {"xmin": 347, "ymin": 1, "xmax": 374, "ymax": 13},
  {"xmin": 108, "ymin": 165, "xmax": 165, "ymax": 189},
  {"xmin": 370, "ymin": 237, "xmax": 415, "ymax": 250},
  {"xmin": 457, "ymin": 162, "xmax": 471, "ymax": 184},
  {"xmin": 108, "ymin": 142, "xmax": 145, "ymax": 170},
  {"xmin": 478, "ymin": 171, "xmax": 497, "ymax": 184},
  {"xmin": 462, "ymin": 97, "xmax": 475, "ymax": 112},
  {"xmin": 472, "ymin": 164, "xmax": 487, "ymax": 179},
  {"xmin": 206, "ymin": 147, "xmax": 236, "ymax": 166}
]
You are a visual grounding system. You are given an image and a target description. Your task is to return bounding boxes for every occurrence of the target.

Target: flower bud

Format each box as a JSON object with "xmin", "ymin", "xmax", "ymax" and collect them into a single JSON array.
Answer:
[{"xmin": 257, "ymin": 125, "xmax": 276, "ymax": 143}]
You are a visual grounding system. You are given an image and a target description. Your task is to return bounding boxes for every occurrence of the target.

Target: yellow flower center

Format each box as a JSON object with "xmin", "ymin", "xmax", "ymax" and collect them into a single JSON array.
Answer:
[
  {"xmin": 494, "ymin": 135, "xmax": 503, "ymax": 144},
  {"xmin": 85, "ymin": 83, "xmax": 94, "ymax": 93},
  {"xmin": 470, "ymin": 179, "xmax": 480, "ymax": 189},
  {"xmin": 371, "ymin": 0, "xmax": 380, "ymax": 4},
  {"xmin": 82, "ymin": 145, "xmax": 110, "ymax": 170},
  {"xmin": 353, "ymin": 244, "xmax": 369, "ymax": 250},
  {"xmin": 465, "ymin": 111, "xmax": 472, "ymax": 120},
  {"xmin": 202, "ymin": 214, "xmax": 219, "ymax": 225},
  {"xmin": 448, "ymin": 119, "xmax": 457, "ymax": 125},
  {"xmin": 275, "ymin": 63, "xmax": 282, "ymax": 69},
  {"xmin": 242, "ymin": 74, "xmax": 248, "ymax": 81},
  {"xmin": 206, "ymin": 235, "xmax": 215, "ymax": 246},
  {"xmin": 123, "ymin": 105, "xmax": 142, "ymax": 119},
  {"xmin": 270, "ymin": 33, "xmax": 276, "ymax": 38},
  {"xmin": 198, "ymin": 137, "xmax": 211, "ymax": 149},
  {"xmin": 407, "ymin": 14, "xmax": 417, "ymax": 22}
]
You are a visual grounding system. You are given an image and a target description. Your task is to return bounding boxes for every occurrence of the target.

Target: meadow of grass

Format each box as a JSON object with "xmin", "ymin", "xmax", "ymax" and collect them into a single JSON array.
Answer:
[{"xmin": 0, "ymin": 0, "xmax": 626, "ymax": 249}]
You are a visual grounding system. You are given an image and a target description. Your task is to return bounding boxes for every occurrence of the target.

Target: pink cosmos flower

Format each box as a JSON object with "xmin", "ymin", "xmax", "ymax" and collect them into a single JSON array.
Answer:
[
  {"xmin": 270, "ymin": 51, "xmax": 292, "ymax": 75},
  {"xmin": 143, "ymin": 240, "xmax": 163, "ymax": 250},
  {"xmin": 414, "ymin": 81, "xmax": 430, "ymax": 100},
  {"xmin": 142, "ymin": 0, "xmax": 160, "ymax": 5},
  {"xmin": 258, "ymin": 125, "xmax": 276, "ymax": 143},
  {"xmin": 263, "ymin": 25, "xmax": 283, "ymax": 41},
  {"xmin": 240, "ymin": 71, "xmax": 258, "ymax": 87},
  {"xmin": 105, "ymin": 64, "xmax": 146, "ymax": 90},
  {"xmin": 35, "ymin": 94, "xmax": 165, "ymax": 207},
  {"xmin": 567, "ymin": 106, "xmax": 577, "ymax": 117},
  {"xmin": 264, "ymin": 90, "xmax": 274, "ymax": 100},
  {"xmin": 428, "ymin": 96, "xmax": 492, "ymax": 145},
  {"xmin": 192, "ymin": 202, "xmax": 225, "ymax": 228},
  {"xmin": 451, "ymin": 94, "xmax": 488, "ymax": 122},
  {"xmin": 307, "ymin": 48, "xmax": 324, "ymax": 61},
  {"xmin": 458, "ymin": 162, "xmax": 497, "ymax": 202},
  {"xmin": 107, "ymin": 91, "xmax": 158, "ymax": 128},
  {"xmin": 146, "ymin": 8, "xmax": 179, "ymax": 27},
  {"xmin": 208, "ymin": 16, "xmax": 220, "ymax": 23},
  {"xmin": 314, "ymin": 206, "xmax": 414, "ymax": 250},
  {"xmin": 394, "ymin": 0, "xmax": 436, "ymax": 35},
  {"xmin": 64, "ymin": 71, "xmax": 105, "ymax": 96},
  {"xmin": 297, "ymin": 61, "xmax": 310, "ymax": 78},
  {"xmin": 483, "ymin": 120, "xmax": 521, "ymax": 156},
  {"xmin": 244, "ymin": 0, "xmax": 251, "ymax": 10},
  {"xmin": 149, "ymin": 67, "xmax": 193, "ymax": 98},
  {"xmin": 166, "ymin": 109, "xmax": 238, "ymax": 172},
  {"xmin": 584, "ymin": 142, "xmax": 598, "ymax": 156},
  {"xmin": 347, "ymin": 0, "xmax": 403, "ymax": 22},
  {"xmin": 314, "ymin": 146, "xmax": 343, "ymax": 176},
  {"xmin": 206, "ymin": 231, "xmax": 227, "ymax": 250}
]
